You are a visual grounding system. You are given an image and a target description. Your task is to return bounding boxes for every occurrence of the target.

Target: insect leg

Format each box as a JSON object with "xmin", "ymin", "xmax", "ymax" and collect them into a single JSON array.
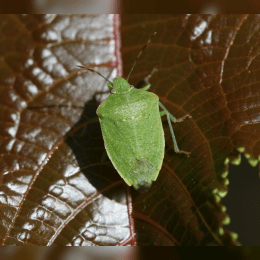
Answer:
[
  {"xmin": 140, "ymin": 84, "xmax": 151, "ymax": 91},
  {"xmin": 159, "ymin": 102, "xmax": 192, "ymax": 123},
  {"xmin": 166, "ymin": 112, "xmax": 190, "ymax": 156},
  {"xmin": 159, "ymin": 102, "xmax": 191, "ymax": 156},
  {"xmin": 144, "ymin": 67, "xmax": 158, "ymax": 85},
  {"xmin": 140, "ymin": 67, "xmax": 158, "ymax": 91}
]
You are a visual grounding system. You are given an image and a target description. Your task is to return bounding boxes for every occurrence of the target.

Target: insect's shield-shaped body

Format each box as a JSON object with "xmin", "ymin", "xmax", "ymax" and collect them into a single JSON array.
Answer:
[
  {"xmin": 31, "ymin": 32, "xmax": 190, "ymax": 192},
  {"xmin": 97, "ymin": 77, "xmax": 164, "ymax": 192},
  {"xmin": 80, "ymin": 32, "xmax": 191, "ymax": 192}
]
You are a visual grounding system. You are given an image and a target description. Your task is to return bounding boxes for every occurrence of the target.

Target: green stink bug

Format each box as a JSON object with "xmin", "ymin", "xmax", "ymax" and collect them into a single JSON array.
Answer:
[{"xmin": 79, "ymin": 32, "xmax": 191, "ymax": 192}]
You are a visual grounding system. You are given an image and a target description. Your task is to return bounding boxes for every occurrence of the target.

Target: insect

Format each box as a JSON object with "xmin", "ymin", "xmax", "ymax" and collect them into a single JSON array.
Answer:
[{"xmin": 78, "ymin": 32, "xmax": 192, "ymax": 192}]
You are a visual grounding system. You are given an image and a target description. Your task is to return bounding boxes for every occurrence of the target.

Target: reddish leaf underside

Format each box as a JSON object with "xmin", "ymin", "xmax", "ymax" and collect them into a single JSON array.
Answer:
[
  {"xmin": 122, "ymin": 14, "xmax": 260, "ymax": 246},
  {"xmin": 0, "ymin": 14, "xmax": 260, "ymax": 246}
]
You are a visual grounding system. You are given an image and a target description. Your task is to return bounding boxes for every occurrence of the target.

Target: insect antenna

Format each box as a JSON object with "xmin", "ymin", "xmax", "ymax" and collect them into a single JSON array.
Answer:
[
  {"xmin": 126, "ymin": 32, "xmax": 157, "ymax": 82},
  {"xmin": 77, "ymin": 65, "xmax": 113, "ymax": 85}
]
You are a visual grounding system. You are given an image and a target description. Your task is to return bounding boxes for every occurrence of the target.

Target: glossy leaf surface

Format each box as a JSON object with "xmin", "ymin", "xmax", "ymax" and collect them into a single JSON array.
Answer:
[
  {"xmin": 0, "ymin": 14, "xmax": 129, "ymax": 246},
  {"xmin": 0, "ymin": 14, "xmax": 260, "ymax": 246}
]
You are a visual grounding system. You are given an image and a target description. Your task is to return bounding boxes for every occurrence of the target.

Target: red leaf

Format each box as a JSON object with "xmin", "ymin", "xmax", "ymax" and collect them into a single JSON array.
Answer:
[
  {"xmin": 0, "ymin": 14, "xmax": 130, "ymax": 246},
  {"xmin": 121, "ymin": 14, "xmax": 260, "ymax": 246},
  {"xmin": 1, "ymin": 14, "xmax": 259, "ymax": 246}
]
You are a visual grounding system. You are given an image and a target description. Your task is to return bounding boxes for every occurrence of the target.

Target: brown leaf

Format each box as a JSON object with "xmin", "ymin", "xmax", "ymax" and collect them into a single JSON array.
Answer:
[
  {"xmin": 121, "ymin": 14, "xmax": 260, "ymax": 245},
  {"xmin": 1, "ymin": 14, "xmax": 260, "ymax": 246},
  {"xmin": 0, "ymin": 14, "xmax": 130, "ymax": 246}
]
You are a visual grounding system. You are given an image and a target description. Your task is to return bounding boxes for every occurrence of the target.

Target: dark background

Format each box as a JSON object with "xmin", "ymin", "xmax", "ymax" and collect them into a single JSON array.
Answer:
[
  {"xmin": 2, "ymin": 0, "xmax": 260, "ymax": 14},
  {"xmin": 222, "ymin": 154, "xmax": 260, "ymax": 246}
]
